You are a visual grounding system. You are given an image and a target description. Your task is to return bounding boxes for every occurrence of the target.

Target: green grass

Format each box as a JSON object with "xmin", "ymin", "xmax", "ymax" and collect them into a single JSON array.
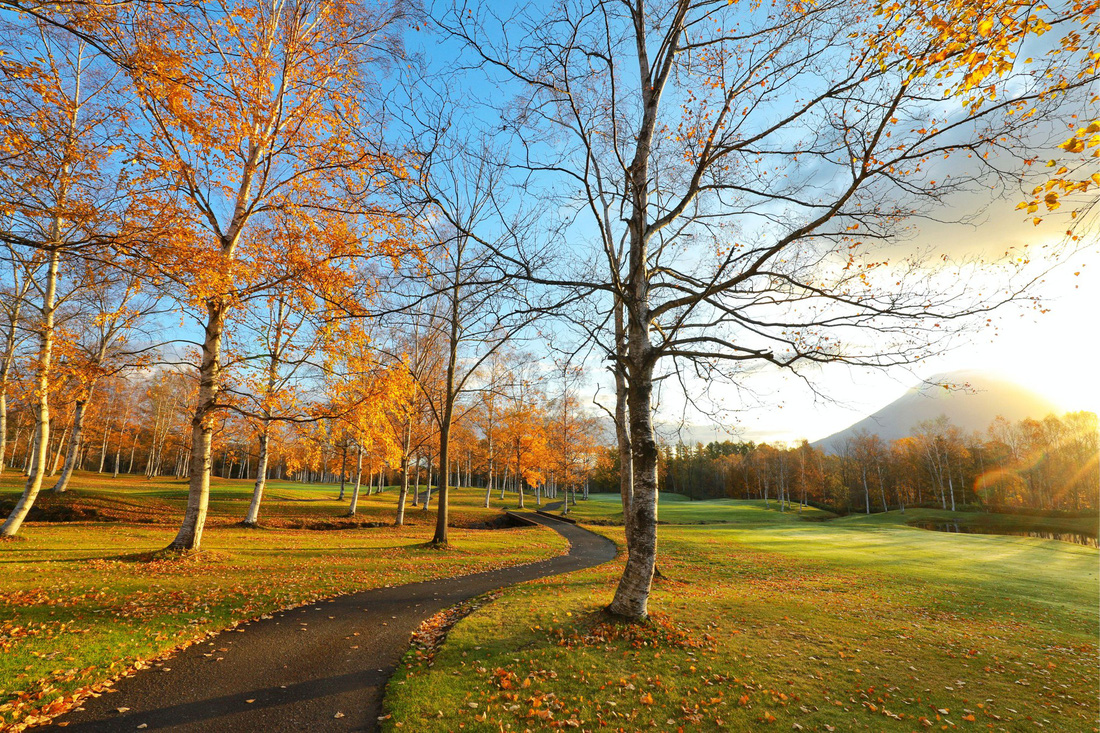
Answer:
[
  {"xmin": 384, "ymin": 499, "xmax": 1099, "ymax": 732},
  {"xmin": 0, "ymin": 473, "xmax": 566, "ymax": 730},
  {"xmin": 0, "ymin": 470, "xmax": 532, "ymax": 528},
  {"xmin": 840, "ymin": 507, "xmax": 1099, "ymax": 538},
  {"xmin": 564, "ymin": 492, "xmax": 836, "ymax": 525}
]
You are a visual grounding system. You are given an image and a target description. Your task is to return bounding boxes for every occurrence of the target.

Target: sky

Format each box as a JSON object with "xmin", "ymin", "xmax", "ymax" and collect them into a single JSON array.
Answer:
[
  {"xmin": 656, "ymin": 204, "xmax": 1100, "ymax": 445},
  {"xmin": 6, "ymin": 3, "xmax": 1081, "ymax": 452},
  {"xmin": 412, "ymin": 2, "xmax": 1100, "ymax": 448}
]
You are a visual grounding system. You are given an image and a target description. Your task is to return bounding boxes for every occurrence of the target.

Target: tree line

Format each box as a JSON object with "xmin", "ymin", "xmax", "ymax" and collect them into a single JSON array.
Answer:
[
  {"xmin": 0, "ymin": 332, "xmax": 604, "ymax": 523},
  {"xmin": 595, "ymin": 412, "xmax": 1097, "ymax": 515}
]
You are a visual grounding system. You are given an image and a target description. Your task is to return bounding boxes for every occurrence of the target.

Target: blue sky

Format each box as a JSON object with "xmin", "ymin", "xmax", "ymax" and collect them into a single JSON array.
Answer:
[{"xmin": 651, "ymin": 202, "xmax": 1100, "ymax": 444}]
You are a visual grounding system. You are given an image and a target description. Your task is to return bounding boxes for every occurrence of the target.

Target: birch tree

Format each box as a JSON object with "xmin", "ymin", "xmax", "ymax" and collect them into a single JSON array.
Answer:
[
  {"xmin": 114, "ymin": 0, "xmax": 410, "ymax": 551},
  {"xmin": 0, "ymin": 245, "xmax": 34, "ymax": 474},
  {"xmin": 0, "ymin": 18, "xmax": 127, "ymax": 536},
  {"xmin": 383, "ymin": 105, "xmax": 549, "ymax": 544},
  {"xmin": 51, "ymin": 269, "xmax": 159, "ymax": 492}
]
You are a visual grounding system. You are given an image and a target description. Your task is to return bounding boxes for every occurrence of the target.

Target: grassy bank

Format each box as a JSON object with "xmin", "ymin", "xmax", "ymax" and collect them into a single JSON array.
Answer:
[
  {"xmin": 562, "ymin": 492, "xmax": 836, "ymax": 525},
  {"xmin": 385, "ymin": 498, "xmax": 1099, "ymax": 732},
  {"xmin": 0, "ymin": 471, "xmax": 517, "ymax": 529}
]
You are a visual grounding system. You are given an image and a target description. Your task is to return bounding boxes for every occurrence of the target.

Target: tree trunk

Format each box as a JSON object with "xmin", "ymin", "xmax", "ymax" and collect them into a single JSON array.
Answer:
[
  {"xmin": 608, "ymin": 353, "xmax": 659, "ymax": 620},
  {"xmin": 423, "ymin": 455, "xmax": 433, "ymax": 510},
  {"xmin": 244, "ymin": 428, "xmax": 270, "ymax": 526},
  {"xmin": 877, "ymin": 462, "xmax": 888, "ymax": 512},
  {"xmin": 24, "ymin": 426, "xmax": 39, "ymax": 476},
  {"xmin": 126, "ymin": 429, "xmax": 137, "ymax": 474},
  {"xmin": 0, "ymin": 392, "xmax": 8, "ymax": 476},
  {"xmin": 613, "ymin": 296, "xmax": 633, "ymax": 537},
  {"xmin": 607, "ymin": 218, "xmax": 660, "ymax": 621},
  {"xmin": 861, "ymin": 465, "xmax": 871, "ymax": 514},
  {"xmin": 395, "ymin": 422, "xmax": 411, "ymax": 526},
  {"xmin": 49, "ymin": 421, "xmax": 69, "ymax": 476},
  {"xmin": 0, "ymin": 279, "xmax": 26, "ymax": 476},
  {"xmin": 2, "ymin": 247, "xmax": 60, "ymax": 537},
  {"xmin": 338, "ymin": 445, "xmax": 348, "ymax": 501},
  {"xmin": 0, "ymin": 393, "xmax": 9, "ymax": 477},
  {"xmin": 431, "ymin": 265, "xmax": 462, "ymax": 546},
  {"xmin": 7, "ymin": 425, "xmax": 23, "ymax": 475},
  {"xmin": 113, "ymin": 431, "xmax": 123, "ymax": 477},
  {"xmin": 347, "ymin": 445, "xmax": 363, "ymax": 516},
  {"xmin": 54, "ymin": 392, "xmax": 94, "ymax": 493},
  {"xmin": 483, "ymin": 458, "xmax": 493, "ymax": 508},
  {"xmin": 166, "ymin": 299, "xmax": 226, "ymax": 551},
  {"xmin": 97, "ymin": 417, "xmax": 111, "ymax": 473}
]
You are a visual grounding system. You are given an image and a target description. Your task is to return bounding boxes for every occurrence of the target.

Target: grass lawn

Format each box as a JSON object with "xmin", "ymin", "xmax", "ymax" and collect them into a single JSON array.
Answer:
[
  {"xmin": 563, "ymin": 492, "xmax": 836, "ymax": 525},
  {"xmin": 0, "ymin": 473, "xmax": 566, "ymax": 730},
  {"xmin": 840, "ymin": 507, "xmax": 1099, "ymax": 539},
  {"xmin": 384, "ymin": 497, "xmax": 1099, "ymax": 732},
  {"xmin": 0, "ymin": 470, "xmax": 523, "ymax": 528}
]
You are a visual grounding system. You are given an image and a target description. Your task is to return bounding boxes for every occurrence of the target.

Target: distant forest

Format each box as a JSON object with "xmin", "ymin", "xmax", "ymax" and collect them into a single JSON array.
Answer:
[{"xmin": 592, "ymin": 412, "xmax": 1098, "ymax": 515}]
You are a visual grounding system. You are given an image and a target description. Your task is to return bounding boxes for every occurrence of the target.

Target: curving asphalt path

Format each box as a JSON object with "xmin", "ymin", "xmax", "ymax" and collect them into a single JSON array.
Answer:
[{"xmin": 43, "ymin": 513, "xmax": 616, "ymax": 732}]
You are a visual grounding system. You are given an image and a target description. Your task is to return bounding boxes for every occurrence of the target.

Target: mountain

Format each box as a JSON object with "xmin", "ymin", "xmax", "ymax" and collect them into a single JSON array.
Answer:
[{"xmin": 812, "ymin": 370, "xmax": 1060, "ymax": 450}]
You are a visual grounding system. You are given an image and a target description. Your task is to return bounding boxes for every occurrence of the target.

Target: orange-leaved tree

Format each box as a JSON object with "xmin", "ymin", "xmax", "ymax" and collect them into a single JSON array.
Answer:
[
  {"xmin": 112, "ymin": 0, "xmax": 410, "ymax": 550},
  {"xmin": 499, "ymin": 365, "xmax": 550, "ymax": 509},
  {"xmin": 230, "ymin": 215, "xmax": 362, "ymax": 527},
  {"xmin": 50, "ymin": 267, "xmax": 160, "ymax": 493},
  {"xmin": 326, "ymin": 324, "xmax": 413, "ymax": 517}
]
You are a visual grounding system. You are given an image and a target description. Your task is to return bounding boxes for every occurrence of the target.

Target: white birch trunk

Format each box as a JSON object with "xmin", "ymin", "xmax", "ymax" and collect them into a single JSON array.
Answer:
[
  {"xmin": 1, "ymin": 247, "xmax": 60, "ymax": 537},
  {"xmin": 347, "ymin": 445, "xmax": 363, "ymax": 516},
  {"xmin": 167, "ymin": 299, "xmax": 226, "ymax": 551}
]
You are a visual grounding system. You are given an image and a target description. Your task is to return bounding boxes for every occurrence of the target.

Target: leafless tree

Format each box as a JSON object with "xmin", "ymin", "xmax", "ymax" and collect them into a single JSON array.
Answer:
[{"xmin": 437, "ymin": 0, "xmax": 1097, "ymax": 619}]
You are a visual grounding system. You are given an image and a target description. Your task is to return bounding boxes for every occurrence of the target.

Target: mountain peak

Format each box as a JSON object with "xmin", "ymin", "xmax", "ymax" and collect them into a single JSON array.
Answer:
[{"xmin": 813, "ymin": 370, "xmax": 1060, "ymax": 449}]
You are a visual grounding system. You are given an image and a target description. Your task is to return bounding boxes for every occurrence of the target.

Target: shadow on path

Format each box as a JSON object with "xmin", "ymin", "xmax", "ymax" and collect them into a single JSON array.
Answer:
[{"xmin": 44, "ymin": 514, "xmax": 616, "ymax": 733}]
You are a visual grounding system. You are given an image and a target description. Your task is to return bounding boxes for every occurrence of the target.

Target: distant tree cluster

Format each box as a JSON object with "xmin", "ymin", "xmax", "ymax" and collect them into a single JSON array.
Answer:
[
  {"xmin": 590, "ymin": 412, "xmax": 1098, "ymax": 514},
  {"xmin": 0, "ymin": 339, "xmax": 604, "ymax": 520}
]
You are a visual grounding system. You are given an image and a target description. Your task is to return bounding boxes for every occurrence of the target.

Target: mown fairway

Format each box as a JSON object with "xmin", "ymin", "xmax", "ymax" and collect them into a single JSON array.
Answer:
[
  {"xmin": 385, "ymin": 495, "xmax": 1099, "ymax": 732},
  {"xmin": 564, "ymin": 492, "xmax": 837, "ymax": 525},
  {"xmin": 0, "ymin": 473, "xmax": 566, "ymax": 730}
]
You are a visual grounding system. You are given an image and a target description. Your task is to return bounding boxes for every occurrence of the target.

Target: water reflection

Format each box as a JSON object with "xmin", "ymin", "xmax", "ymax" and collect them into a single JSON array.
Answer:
[{"xmin": 914, "ymin": 522, "xmax": 1099, "ymax": 549}]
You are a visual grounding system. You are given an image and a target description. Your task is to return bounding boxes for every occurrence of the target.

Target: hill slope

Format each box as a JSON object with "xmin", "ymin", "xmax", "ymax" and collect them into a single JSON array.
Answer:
[{"xmin": 814, "ymin": 370, "xmax": 1059, "ymax": 449}]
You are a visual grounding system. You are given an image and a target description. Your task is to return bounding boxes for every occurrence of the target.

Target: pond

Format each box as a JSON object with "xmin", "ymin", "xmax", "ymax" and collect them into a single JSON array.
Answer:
[{"xmin": 914, "ymin": 522, "xmax": 1099, "ymax": 548}]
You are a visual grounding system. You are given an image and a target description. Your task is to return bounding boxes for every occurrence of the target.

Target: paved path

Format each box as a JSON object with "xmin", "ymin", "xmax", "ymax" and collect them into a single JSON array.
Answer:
[{"xmin": 45, "ymin": 514, "xmax": 615, "ymax": 732}]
